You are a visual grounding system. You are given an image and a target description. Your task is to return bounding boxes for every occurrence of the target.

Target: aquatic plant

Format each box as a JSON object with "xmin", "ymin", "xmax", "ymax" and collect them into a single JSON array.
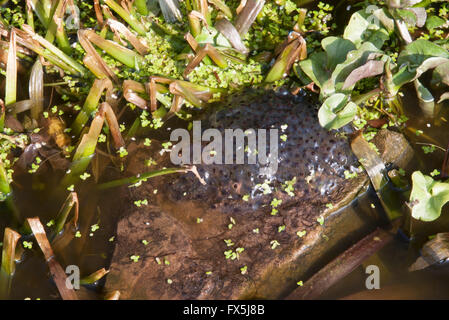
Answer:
[
  {"xmin": 296, "ymin": 1, "xmax": 449, "ymax": 129},
  {"xmin": 0, "ymin": 0, "xmax": 449, "ymax": 299}
]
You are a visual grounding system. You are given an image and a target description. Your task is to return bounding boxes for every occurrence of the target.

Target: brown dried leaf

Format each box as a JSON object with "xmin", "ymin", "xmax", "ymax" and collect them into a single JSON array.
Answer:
[
  {"xmin": 78, "ymin": 30, "xmax": 119, "ymax": 83},
  {"xmin": 215, "ymin": 18, "xmax": 248, "ymax": 54},
  {"xmin": 123, "ymin": 79, "xmax": 148, "ymax": 109},
  {"xmin": 27, "ymin": 217, "xmax": 78, "ymax": 300},
  {"xmin": 234, "ymin": 0, "xmax": 265, "ymax": 36},
  {"xmin": 106, "ymin": 19, "xmax": 149, "ymax": 55},
  {"xmin": 342, "ymin": 60, "xmax": 385, "ymax": 90},
  {"xmin": 98, "ymin": 102, "xmax": 125, "ymax": 149}
]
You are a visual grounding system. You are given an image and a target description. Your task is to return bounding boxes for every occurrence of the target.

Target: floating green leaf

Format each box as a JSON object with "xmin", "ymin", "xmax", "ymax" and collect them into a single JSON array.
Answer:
[
  {"xmin": 342, "ymin": 59, "xmax": 385, "ymax": 90},
  {"xmin": 398, "ymin": 39, "xmax": 449, "ymax": 68},
  {"xmin": 409, "ymin": 171, "xmax": 449, "ymax": 222},
  {"xmin": 318, "ymin": 93, "xmax": 357, "ymax": 130},
  {"xmin": 322, "ymin": 37, "xmax": 356, "ymax": 70},
  {"xmin": 364, "ymin": 28, "xmax": 390, "ymax": 50},
  {"xmin": 394, "ymin": 8, "xmax": 418, "ymax": 26},
  {"xmin": 426, "ymin": 15, "xmax": 445, "ymax": 30},
  {"xmin": 331, "ymin": 42, "xmax": 382, "ymax": 93},
  {"xmin": 414, "ymin": 79, "xmax": 436, "ymax": 118},
  {"xmin": 298, "ymin": 51, "xmax": 329, "ymax": 90},
  {"xmin": 343, "ymin": 9, "xmax": 382, "ymax": 48},
  {"xmin": 431, "ymin": 61, "xmax": 449, "ymax": 88},
  {"xmin": 438, "ymin": 92, "xmax": 449, "ymax": 103}
]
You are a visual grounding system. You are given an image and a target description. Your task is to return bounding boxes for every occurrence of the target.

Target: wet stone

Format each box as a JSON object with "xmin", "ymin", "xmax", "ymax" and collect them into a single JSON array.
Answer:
[{"xmin": 103, "ymin": 90, "xmax": 413, "ymax": 299}]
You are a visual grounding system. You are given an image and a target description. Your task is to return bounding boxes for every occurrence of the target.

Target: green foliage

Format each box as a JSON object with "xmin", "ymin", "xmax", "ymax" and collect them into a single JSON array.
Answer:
[
  {"xmin": 318, "ymin": 93, "xmax": 357, "ymax": 130},
  {"xmin": 343, "ymin": 8, "xmax": 386, "ymax": 48},
  {"xmin": 298, "ymin": 12, "xmax": 387, "ymax": 128},
  {"xmin": 322, "ymin": 37, "xmax": 356, "ymax": 70},
  {"xmin": 297, "ymin": 2, "xmax": 449, "ymax": 130},
  {"xmin": 0, "ymin": 0, "xmax": 25, "ymax": 28},
  {"xmin": 426, "ymin": 15, "xmax": 446, "ymax": 31},
  {"xmin": 410, "ymin": 171, "xmax": 449, "ymax": 222},
  {"xmin": 296, "ymin": 1, "xmax": 449, "ymax": 224}
]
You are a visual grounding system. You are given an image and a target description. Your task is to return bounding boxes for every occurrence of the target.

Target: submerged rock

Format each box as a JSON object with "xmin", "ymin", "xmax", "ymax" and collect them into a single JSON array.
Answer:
[{"xmin": 103, "ymin": 89, "xmax": 413, "ymax": 299}]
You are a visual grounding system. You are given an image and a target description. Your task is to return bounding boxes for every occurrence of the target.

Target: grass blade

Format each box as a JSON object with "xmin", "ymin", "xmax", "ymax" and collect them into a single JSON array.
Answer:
[
  {"xmin": 83, "ymin": 29, "xmax": 144, "ymax": 69},
  {"xmin": 63, "ymin": 101, "xmax": 124, "ymax": 187},
  {"xmin": 71, "ymin": 78, "xmax": 113, "ymax": 136},
  {"xmin": 25, "ymin": 0, "xmax": 35, "ymax": 30},
  {"xmin": 53, "ymin": 192, "xmax": 79, "ymax": 236},
  {"xmin": 78, "ymin": 30, "xmax": 119, "ymax": 83},
  {"xmin": 158, "ymin": 0, "xmax": 183, "ymax": 22},
  {"xmin": 29, "ymin": 59, "xmax": 44, "ymax": 121},
  {"xmin": 6, "ymin": 100, "xmax": 33, "ymax": 115},
  {"xmin": 188, "ymin": 11, "xmax": 202, "ymax": 37},
  {"xmin": 215, "ymin": 18, "xmax": 248, "ymax": 54},
  {"xmin": 41, "ymin": 0, "xmax": 53, "ymax": 24},
  {"xmin": 80, "ymin": 268, "xmax": 109, "ymax": 285},
  {"xmin": 0, "ymin": 161, "xmax": 20, "ymax": 224},
  {"xmin": 54, "ymin": 3, "xmax": 71, "ymax": 54},
  {"xmin": 0, "ymin": 160, "xmax": 11, "ymax": 198},
  {"xmin": 63, "ymin": 112, "xmax": 105, "ymax": 187},
  {"xmin": 15, "ymin": 29, "xmax": 80, "ymax": 75},
  {"xmin": 104, "ymin": 0, "xmax": 147, "ymax": 35},
  {"xmin": 21, "ymin": 25, "xmax": 86, "ymax": 76},
  {"xmin": 26, "ymin": 217, "xmax": 78, "ymax": 300},
  {"xmin": 45, "ymin": 0, "xmax": 65, "ymax": 43},
  {"xmin": 51, "ymin": 192, "xmax": 79, "ymax": 254},
  {"xmin": 27, "ymin": 0, "xmax": 49, "ymax": 27},
  {"xmin": 134, "ymin": 0, "xmax": 148, "ymax": 15},
  {"xmin": 234, "ymin": 0, "xmax": 265, "ymax": 36},
  {"xmin": 0, "ymin": 100, "xmax": 4, "ymax": 132},
  {"xmin": 0, "ymin": 228, "xmax": 21, "ymax": 299},
  {"xmin": 123, "ymin": 80, "xmax": 148, "ymax": 109},
  {"xmin": 98, "ymin": 102, "xmax": 125, "ymax": 149},
  {"xmin": 98, "ymin": 167, "xmax": 189, "ymax": 189},
  {"xmin": 169, "ymin": 80, "xmax": 217, "ymax": 107},
  {"xmin": 183, "ymin": 43, "xmax": 227, "ymax": 77},
  {"xmin": 94, "ymin": 0, "xmax": 104, "ymax": 26},
  {"xmin": 106, "ymin": 19, "xmax": 149, "ymax": 55},
  {"xmin": 266, "ymin": 33, "xmax": 306, "ymax": 82},
  {"xmin": 5, "ymin": 30, "xmax": 17, "ymax": 106},
  {"xmin": 208, "ymin": 0, "xmax": 232, "ymax": 19},
  {"xmin": 199, "ymin": 0, "xmax": 211, "ymax": 25}
]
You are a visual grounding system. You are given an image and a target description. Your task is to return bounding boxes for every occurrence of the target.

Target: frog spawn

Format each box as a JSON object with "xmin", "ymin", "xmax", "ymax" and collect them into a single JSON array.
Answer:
[{"xmin": 166, "ymin": 89, "xmax": 360, "ymax": 213}]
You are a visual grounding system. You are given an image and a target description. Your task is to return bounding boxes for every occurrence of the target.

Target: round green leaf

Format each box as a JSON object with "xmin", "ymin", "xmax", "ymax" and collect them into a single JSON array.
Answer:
[
  {"xmin": 322, "ymin": 36, "xmax": 356, "ymax": 70},
  {"xmin": 410, "ymin": 171, "xmax": 449, "ymax": 222},
  {"xmin": 318, "ymin": 93, "xmax": 357, "ymax": 130}
]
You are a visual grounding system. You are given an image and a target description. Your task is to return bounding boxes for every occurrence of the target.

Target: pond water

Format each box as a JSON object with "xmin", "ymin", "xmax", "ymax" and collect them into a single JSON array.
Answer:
[
  {"xmin": 321, "ymin": 88, "xmax": 449, "ymax": 299},
  {"xmin": 2, "ymin": 85, "xmax": 449, "ymax": 300},
  {"xmin": 1, "ymin": 0, "xmax": 449, "ymax": 301}
]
